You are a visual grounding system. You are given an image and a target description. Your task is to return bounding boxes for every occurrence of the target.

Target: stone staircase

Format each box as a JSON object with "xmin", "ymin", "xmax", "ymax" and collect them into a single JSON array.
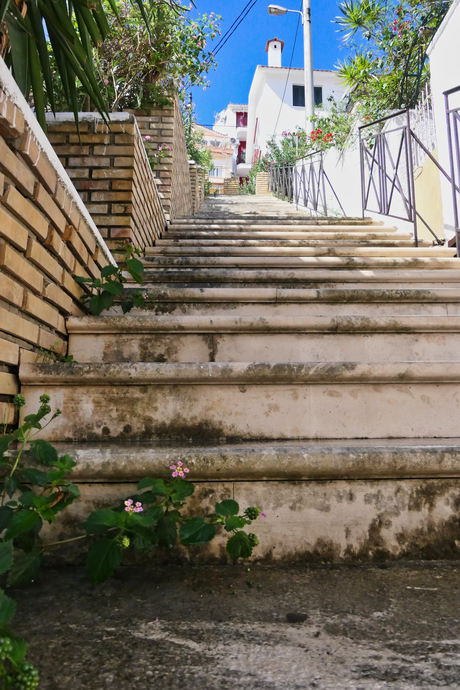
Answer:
[{"xmin": 20, "ymin": 198, "xmax": 460, "ymax": 563}]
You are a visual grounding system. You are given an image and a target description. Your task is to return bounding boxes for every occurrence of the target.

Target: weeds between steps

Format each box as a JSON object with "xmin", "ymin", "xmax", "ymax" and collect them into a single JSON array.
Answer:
[
  {"xmin": 0, "ymin": 395, "xmax": 264, "ymax": 688},
  {"xmin": 75, "ymin": 243, "xmax": 148, "ymax": 316}
]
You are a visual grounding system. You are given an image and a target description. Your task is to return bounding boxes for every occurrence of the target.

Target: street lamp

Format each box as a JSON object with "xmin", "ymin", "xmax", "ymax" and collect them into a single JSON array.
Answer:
[{"xmin": 268, "ymin": 2, "xmax": 314, "ymax": 129}]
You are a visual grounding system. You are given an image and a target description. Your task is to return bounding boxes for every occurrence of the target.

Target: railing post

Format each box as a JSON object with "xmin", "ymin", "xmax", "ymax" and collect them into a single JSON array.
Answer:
[
  {"xmin": 445, "ymin": 91, "xmax": 460, "ymax": 255},
  {"xmin": 406, "ymin": 109, "xmax": 418, "ymax": 247},
  {"xmin": 320, "ymin": 151, "xmax": 327, "ymax": 216},
  {"xmin": 359, "ymin": 127, "xmax": 365, "ymax": 219}
]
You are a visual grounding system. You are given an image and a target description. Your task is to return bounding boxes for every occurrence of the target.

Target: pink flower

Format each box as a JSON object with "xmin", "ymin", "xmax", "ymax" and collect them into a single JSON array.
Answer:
[
  {"xmin": 134, "ymin": 505, "xmax": 143, "ymax": 513},
  {"xmin": 178, "ymin": 471, "xmax": 185, "ymax": 478},
  {"xmin": 184, "ymin": 468, "xmax": 190, "ymax": 473},
  {"xmin": 170, "ymin": 465, "xmax": 177, "ymax": 470},
  {"xmin": 145, "ymin": 135, "xmax": 151, "ymax": 140},
  {"xmin": 125, "ymin": 499, "xmax": 133, "ymax": 506},
  {"xmin": 261, "ymin": 513, "xmax": 267, "ymax": 517},
  {"xmin": 104, "ymin": 79, "xmax": 109, "ymax": 85},
  {"xmin": 172, "ymin": 471, "xmax": 178, "ymax": 478},
  {"xmin": 177, "ymin": 461, "xmax": 183, "ymax": 467}
]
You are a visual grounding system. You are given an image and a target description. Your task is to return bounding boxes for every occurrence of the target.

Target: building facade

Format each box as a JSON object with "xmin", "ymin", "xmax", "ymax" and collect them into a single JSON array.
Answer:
[
  {"xmin": 245, "ymin": 38, "xmax": 348, "ymax": 176},
  {"xmin": 195, "ymin": 124, "xmax": 237, "ymax": 195}
]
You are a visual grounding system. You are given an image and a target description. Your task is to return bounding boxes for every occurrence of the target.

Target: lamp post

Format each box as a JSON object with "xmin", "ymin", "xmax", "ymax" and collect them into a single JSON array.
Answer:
[{"xmin": 268, "ymin": 3, "xmax": 314, "ymax": 130}]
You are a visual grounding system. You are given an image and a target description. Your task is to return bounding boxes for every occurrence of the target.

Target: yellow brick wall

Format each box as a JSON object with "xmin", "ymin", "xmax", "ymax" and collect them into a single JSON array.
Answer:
[
  {"xmin": 0, "ymin": 87, "xmax": 111, "ymax": 427},
  {"xmin": 48, "ymin": 115, "xmax": 166, "ymax": 251}
]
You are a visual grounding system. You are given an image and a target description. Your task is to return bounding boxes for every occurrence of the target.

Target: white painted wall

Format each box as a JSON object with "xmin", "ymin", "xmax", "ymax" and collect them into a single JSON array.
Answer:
[
  {"xmin": 427, "ymin": 0, "xmax": 460, "ymax": 241},
  {"xmin": 247, "ymin": 67, "xmax": 347, "ymax": 164}
]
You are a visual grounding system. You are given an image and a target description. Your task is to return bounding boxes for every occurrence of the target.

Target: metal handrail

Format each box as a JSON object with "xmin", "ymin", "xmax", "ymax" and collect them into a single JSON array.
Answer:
[
  {"xmin": 444, "ymin": 86, "xmax": 460, "ymax": 252},
  {"xmin": 359, "ymin": 108, "xmax": 451, "ymax": 247},
  {"xmin": 269, "ymin": 150, "xmax": 346, "ymax": 217}
]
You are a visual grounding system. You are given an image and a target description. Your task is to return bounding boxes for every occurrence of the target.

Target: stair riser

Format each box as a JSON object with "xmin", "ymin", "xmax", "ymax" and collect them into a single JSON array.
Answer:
[
  {"xmin": 168, "ymin": 224, "xmax": 398, "ymax": 232},
  {"xmin": 21, "ymin": 381, "xmax": 460, "ymax": 441},
  {"xmin": 127, "ymin": 302, "xmax": 460, "ymax": 317},
  {"xmin": 165, "ymin": 232, "xmax": 407, "ymax": 240},
  {"xmin": 145, "ymin": 257, "xmax": 458, "ymax": 269},
  {"xmin": 149, "ymin": 247, "xmax": 453, "ymax": 258},
  {"xmin": 157, "ymin": 239, "xmax": 425, "ymax": 247},
  {"xmin": 39, "ymin": 477, "xmax": 460, "ymax": 563},
  {"xmin": 69, "ymin": 331, "xmax": 460, "ymax": 364}
]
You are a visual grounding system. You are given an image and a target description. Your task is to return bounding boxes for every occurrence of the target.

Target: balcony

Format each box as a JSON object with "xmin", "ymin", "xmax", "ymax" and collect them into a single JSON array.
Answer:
[
  {"xmin": 236, "ymin": 163, "xmax": 251, "ymax": 178},
  {"xmin": 236, "ymin": 126, "xmax": 247, "ymax": 141}
]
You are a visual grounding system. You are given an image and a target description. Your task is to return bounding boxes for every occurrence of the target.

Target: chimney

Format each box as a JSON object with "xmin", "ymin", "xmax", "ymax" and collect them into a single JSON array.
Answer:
[{"xmin": 265, "ymin": 38, "xmax": 284, "ymax": 68}]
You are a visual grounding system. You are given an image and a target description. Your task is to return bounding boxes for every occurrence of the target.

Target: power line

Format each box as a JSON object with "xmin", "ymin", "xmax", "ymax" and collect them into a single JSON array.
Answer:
[
  {"xmin": 211, "ymin": 0, "xmax": 259, "ymax": 56},
  {"xmin": 272, "ymin": 1, "xmax": 302, "ymax": 139},
  {"xmin": 213, "ymin": 0, "xmax": 260, "ymax": 57}
]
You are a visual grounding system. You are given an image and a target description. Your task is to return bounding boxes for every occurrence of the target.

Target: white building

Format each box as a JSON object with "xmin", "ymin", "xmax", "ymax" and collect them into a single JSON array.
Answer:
[
  {"xmin": 244, "ymin": 38, "xmax": 348, "ymax": 177},
  {"xmin": 195, "ymin": 125, "xmax": 237, "ymax": 194},
  {"xmin": 427, "ymin": 0, "xmax": 460, "ymax": 242}
]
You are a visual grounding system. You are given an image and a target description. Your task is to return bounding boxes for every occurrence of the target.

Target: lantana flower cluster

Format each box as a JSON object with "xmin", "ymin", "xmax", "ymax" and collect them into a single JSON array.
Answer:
[
  {"xmin": 124, "ymin": 499, "xmax": 143, "ymax": 513},
  {"xmin": 170, "ymin": 461, "xmax": 190, "ymax": 478}
]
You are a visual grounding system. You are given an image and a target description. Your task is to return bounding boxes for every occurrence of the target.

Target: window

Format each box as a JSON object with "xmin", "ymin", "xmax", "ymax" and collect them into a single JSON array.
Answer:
[
  {"xmin": 292, "ymin": 85, "xmax": 304, "ymax": 107},
  {"xmin": 209, "ymin": 167, "xmax": 223, "ymax": 178},
  {"xmin": 314, "ymin": 87, "xmax": 323, "ymax": 107},
  {"xmin": 292, "ymin": 85, "xmax": 324, "ymax": 108}
]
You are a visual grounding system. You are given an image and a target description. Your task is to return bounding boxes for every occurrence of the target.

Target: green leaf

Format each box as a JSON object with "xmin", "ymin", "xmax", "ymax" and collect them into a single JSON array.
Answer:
[
  {"xmin": 170, "ymin": 480, "xmax": 194, "ymax": 502},
  {"xmin": 179, "ymin": 517, "xmax": 216, "ymax": 546},
  {"xmin": 215, "ymin": 499, "xmax": 239, "ymax": 517},
  {"xmin": 55, "ymin": 454, "xmax": 77, "ymax": 471},
  {"xmin": 4, "ymin": 475, "xmax": 20, "ymax": 499},
  {"xmin": 137, "ymin": 478, "xmax": 167, "ymax": 494},
  {"xmin": 225, "ymin": 516, "xmax": 247, "ymax": 532},
  {"xmin": 0, "ymin": 588, "xmax": 16, "ymax": 626},
  {"xmin": 0, "ymin": 541, "xmax": 14, "ymax": 575},
  {"xmin": 88, "ymin": 293, "xmax": 114, "ymax": 315},
  {"xmin": 101, "ymin": 265, "xmax": 119, "ymax": 279},
  {"xmin": 74, "ymin": 276, "xmax": 93, "ymax": 284},
  {"xmin": 7, "ymin": 549, "xmax": 43, "ymax": 588},
  {"xmin": 8, "ymin": 636, "xmax": 27, "ymax": 664},
  {"xmin": 20, "ymin": 468, "xmax": 48, "ymax": 486},
  {"xmin": 5, "ymin": 510, "xmax": 40, "ymax": 540},
  {"xmin": 121, "ymin": 301, "xmax": 134, "ymax": 315},
  {"xmin": 30, "ymin": 439, "xmax": 58, "ymax": 467},
  {"xmin": 0, "ymin": 507, "xmax": 13, "ymax": 533},
  {"xmin": 226, "ymin": 531, "xmax": 253, "ymax": 560},
  {"xmin": 102, "ymin": 280, "xmax": 124, "ymax": 296},
  {"xmin": 86, "ymin": 538, "xmax": 122, "ymax": 584},
  {"xmin": 0, "ymin": 435, "xmax": 14, "ymax": 459},
  {"xmin": 84, "ymin": 509, "xmax": 122, "ymax": 534},
  {"xmin": 132, "ymin": 527, "xmax": 157, "ymax": 552},
  {"xmin": 156, "ymin": 516, "xmax": 177, "ymax": 548},
  {"xmin": 125, "ymin": 258, "xmax": 144, "ymax": 284}
]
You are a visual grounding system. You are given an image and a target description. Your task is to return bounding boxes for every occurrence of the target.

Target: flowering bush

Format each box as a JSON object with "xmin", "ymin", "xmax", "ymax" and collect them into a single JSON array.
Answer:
[
  {"xmin": 0, "ymin": 394, "xmax": 265, "ymax": 683},
  {"xmin": 94, "ymin": 1, "xmax": 221, "ymax": 110},
  {"xmin": 143, "ymin": 136, "xmax": 172, "ymax": 171},
  {"xmin": 336, "ymin": 0, "xmax": 450, "ymax": 110}
]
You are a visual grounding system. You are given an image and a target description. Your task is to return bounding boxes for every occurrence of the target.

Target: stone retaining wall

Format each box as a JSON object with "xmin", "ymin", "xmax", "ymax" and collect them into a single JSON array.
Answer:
[
  {"xmin": 0, "ymin": 58, "xmax": 113, "ymax": 428},
  {"xmin": 131, "ymin": 98, "xmax": 204, "ymax": 220},
  {"xmin": 47, "ymin": 113, "xmax": 166, "ymax": 253},
  {"xmin": 255, "ymin": 172, "xmax": 270, "ymax": 196},
  {"xmin": 223, "ymin": 178, "xmax": 239, "ymax": 196}
]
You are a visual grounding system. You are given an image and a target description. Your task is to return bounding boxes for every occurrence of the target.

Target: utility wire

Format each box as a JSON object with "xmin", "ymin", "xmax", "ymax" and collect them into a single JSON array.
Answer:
[
  {"xmin": 271, "ymin": 1, "xmax": 303, "ymax": 139},
  {"xmin": 211, "ymin": 0, "xmax": 259, "ymax": 56},
  {"xmin": 213, "ymin": 0, "xmax": 260, "ymax": 57}
]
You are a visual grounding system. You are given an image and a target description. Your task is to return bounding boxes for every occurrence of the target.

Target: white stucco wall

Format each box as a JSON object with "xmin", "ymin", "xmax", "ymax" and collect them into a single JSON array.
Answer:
[
  {"xmin": 247, "ymin": 68, "xmax": 347, "ymax": 164},
  {"xmin": 427, "ymin": 0, "xmax": 460, "ymax": 240}
]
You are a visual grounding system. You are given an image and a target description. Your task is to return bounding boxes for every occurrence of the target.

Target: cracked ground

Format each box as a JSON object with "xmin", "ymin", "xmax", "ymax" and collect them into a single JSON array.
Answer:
[{"xmin": 10, "ymin": 561, "xmax": 460, "ymax": 689}]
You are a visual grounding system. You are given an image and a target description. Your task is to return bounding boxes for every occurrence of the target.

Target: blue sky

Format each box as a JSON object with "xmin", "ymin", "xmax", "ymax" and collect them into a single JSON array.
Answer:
[{"xmin": 189, "ymin": 0, "xmax": 348, "ymax": 127}]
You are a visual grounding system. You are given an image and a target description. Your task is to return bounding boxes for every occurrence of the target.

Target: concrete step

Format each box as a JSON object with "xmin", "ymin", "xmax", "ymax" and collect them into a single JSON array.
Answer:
[
  {"xmin": 162, "ymin": 225, "xmax": 402, "ymax": 239},
  {"xmin": 43, "ymin": 437, "xmax": 460, "ymax": 482},
  {"xmin": 143, "ymin": 256, "xmax": 458, "ymax": 269},
  {"xmin": 156, "ymin": 238, "xmax": 432, "ymax": 248},
  {"xmin": 67, "ymin": 315, "xmax": 460, "ymax": 364},
  {"xmin": 171, "ymin": 216, "xmax": 378, "ymax": 226},
  {"xmin": 123, "ymin": 286, "xmax": 460, "ymax": 317},
  {"xmin": 19, "ymin": 361, "xmax": 460, "ymax": 441},
  {"xmin": 147, "ymin": 246, "xmax": 454, "ymax": 258},
  {"xmin": 138, "ymin": 268, "xmax": 460, "ymax": 289}
]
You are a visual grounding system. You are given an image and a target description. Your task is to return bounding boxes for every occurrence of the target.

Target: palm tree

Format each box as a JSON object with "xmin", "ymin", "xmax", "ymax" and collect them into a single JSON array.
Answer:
[{"xmin": 0, "ymin": 0, "xmax": 195, "ymax": 131}]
